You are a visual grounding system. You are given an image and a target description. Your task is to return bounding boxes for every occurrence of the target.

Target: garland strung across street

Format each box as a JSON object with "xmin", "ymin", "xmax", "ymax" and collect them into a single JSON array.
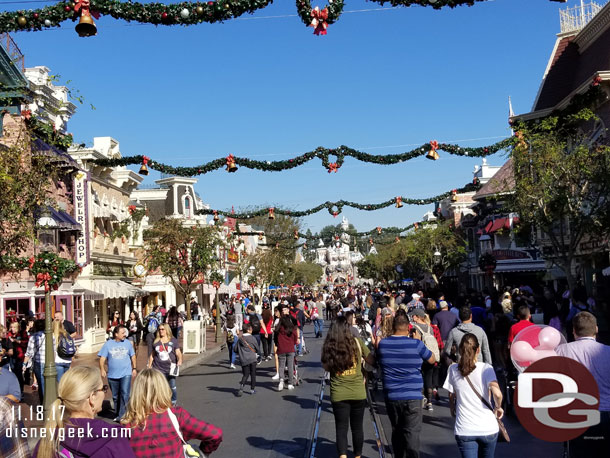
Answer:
[
  {"xmin": 234, "ymin": 221, "xmax": 433, "ymax": 240},
  {"xmin": 0, "ymin": 0, "xmax": 563, "ymax": 36},
  {"xmin": 202, "ymin": 182, "xmax": 479, "ymax": 219},
  {"xmin": 92, "ymin": 138, "xmax": 512, "ymax": 176}
]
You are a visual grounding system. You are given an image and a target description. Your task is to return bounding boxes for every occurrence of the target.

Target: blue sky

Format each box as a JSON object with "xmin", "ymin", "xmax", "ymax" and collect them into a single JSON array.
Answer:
[{"xmin": 7, "ymin": 0, "xmax": 580, "ymax": 233}]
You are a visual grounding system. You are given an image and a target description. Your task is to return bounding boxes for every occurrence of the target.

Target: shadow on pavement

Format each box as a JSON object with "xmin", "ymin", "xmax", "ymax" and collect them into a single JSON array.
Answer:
[{"xmin": 246, "ymin": 435, "xmax": 307, "ymax": 457}]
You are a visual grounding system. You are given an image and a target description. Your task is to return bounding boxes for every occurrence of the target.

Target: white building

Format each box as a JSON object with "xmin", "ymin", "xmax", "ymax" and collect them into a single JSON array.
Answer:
[
  {"xmin": 315, "ymin": 217, "xmax": 363, "ymax": 284},
  {"xmin": 24, "ymin": 66, "xmax": 76, "ymax": 133}
]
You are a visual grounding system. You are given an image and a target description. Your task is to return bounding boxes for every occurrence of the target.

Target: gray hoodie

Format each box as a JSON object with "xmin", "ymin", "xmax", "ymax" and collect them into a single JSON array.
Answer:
[
  {"xmin": 237, "ymin": 333, "xmax": 260, "ymax": 366},
  {"xmin": 444, "ymin": 322, "xmax": 492, "ymax": 364}
]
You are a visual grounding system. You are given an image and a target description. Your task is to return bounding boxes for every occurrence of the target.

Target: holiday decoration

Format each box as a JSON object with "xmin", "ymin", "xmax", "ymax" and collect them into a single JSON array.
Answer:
[
  {"xmin": 426, "ymin": 139, "xmax": 440, "ymax": 160},
  {"xmin": 74, "ymin": 0, "xmax": 99, "ymax": 37},
  {"xmin": 139, "ymin": 156, "xmax": 149, "ymax": 175},
  {"xmin": 91, "ymin": 138, "xmax": 511, "ymax": 176},
  {"xmin": 376, "ymin": 227, "xmax": 382, "ymax": 234},
  {"xmin": 395, "ymin": 196, "xmax": 403, "ymax": 208},
  {"xmin": 226, "ymin": 154, "xmax": 237, "ymax": 172},
  {"xmin": 195, "ymin": 182, "xmax": 479, "ymax": 219},
  {"xmin": 0, "ymin": 252, "xmax": 79, "ymax": 292},
  {"xmin": 213, "ymin": 210, "xmax": 219, "ymax": 222},
  {"xmin": 0, "ymin": 1, "xmax": 562, "ymax": 35},
  {"xmin": 451, "ymin": 189, "xmax": 457, "ymax": 202},
  {"xmin": 478, "ymin": 252, "xmax": 497, "ymax": 275},
  {"xmin": 258, "ymin": 233, "xmax": 263, "ymax": 240}
]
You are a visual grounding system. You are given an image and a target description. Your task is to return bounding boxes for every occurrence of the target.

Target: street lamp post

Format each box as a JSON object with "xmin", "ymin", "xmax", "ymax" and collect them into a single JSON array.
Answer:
[
  {"xmin": 215, "ymin": 286, "xmax": 221, "ymax": 342},
  {"xmin": 248, "ymin": 265, "xmax": 256, "ymax": 305},
  {"xmin": 37, "ymin": 208, "xmax": 58, "ymax": 414}
]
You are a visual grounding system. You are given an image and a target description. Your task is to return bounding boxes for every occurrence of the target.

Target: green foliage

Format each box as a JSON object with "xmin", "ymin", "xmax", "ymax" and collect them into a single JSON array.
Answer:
[
  {"xmin": 0, "ymin": 252, "xmax": 79, "ymax": 291},
  {"xmin": 144, "ymin": 218, "xmax": 224, "ymax": 319},
  {"xmin": 510, "ymin": 105, "xmax": 610, "ymax": 290},
  {"xmin": 0, "ymin": 136, "xmax": 60, "ymax": 255},
  {"xmin": 288, "ymin": 262, "xmax": 323, "ymax": 286},
  {"xmin": 357, "ymin": 222, "xmax": 466, "ymax": 285}
]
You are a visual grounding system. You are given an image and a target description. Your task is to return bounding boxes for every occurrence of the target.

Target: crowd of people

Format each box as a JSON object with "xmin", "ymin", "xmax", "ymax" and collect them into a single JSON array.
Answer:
[{"xmin": 0, "ymin": 282, "xmax": 608, "ymax": 458}]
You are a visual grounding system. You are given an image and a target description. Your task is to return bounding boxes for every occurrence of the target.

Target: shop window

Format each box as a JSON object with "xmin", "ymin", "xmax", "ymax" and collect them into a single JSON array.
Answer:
[
  {"xmin": 73, "ymin": 296, "xmax": 83, "ymax": 337},
  {"xmin": 4, "ymin": 298, "xmax": 30, "ymax": 321},
  {"xmin": 184, "ymin": 196, "xmax": 191, "ymax": 219}
]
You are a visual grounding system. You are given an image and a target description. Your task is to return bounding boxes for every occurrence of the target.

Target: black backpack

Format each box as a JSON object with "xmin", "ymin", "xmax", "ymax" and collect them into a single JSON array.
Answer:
[
  {"xmin": 57, "ymin": 334, "xmax": 76, "ymax": 359},
  {"xmin": 250, "ymin": 314, "xmax": 262, "ymax": 334}
]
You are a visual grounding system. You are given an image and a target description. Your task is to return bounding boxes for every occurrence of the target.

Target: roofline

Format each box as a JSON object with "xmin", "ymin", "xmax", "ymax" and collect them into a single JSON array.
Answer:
[
  {"xmin": 512, "ymin": 71, "xmax": 610, "ymax": 122},
  {"xmin": 531, "ymin": 35, "xmax": 567, "ymax": 112},
  {"xmin": 574, "ymin": 1, "xmax": 610, "ymax": 52}
]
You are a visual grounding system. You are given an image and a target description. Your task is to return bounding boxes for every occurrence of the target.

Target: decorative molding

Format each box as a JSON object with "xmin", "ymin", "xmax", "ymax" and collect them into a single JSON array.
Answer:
[{"xmin": 574, "ymin": 2, "xmax": 610, "ymax": 52}]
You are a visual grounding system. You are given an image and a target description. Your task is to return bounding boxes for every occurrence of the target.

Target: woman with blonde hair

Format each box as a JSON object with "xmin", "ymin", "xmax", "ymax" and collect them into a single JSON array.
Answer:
[
  {"xmin": 148, "ymin": 323, "xmax": 182, "ymax": 405},
  {"xmin": 374, "ymin": 312, "xmax": 394, "ymax": 348},
  {"xmin": 34, "ymin": 366, "xmax": 135, "ymax": 457},
  {"xmin": 52, "ymin": 320, "xmax": 73, "ymax": 383},
  {"xmin": 123, "ymin": 368, "xmax": 222, "ymax": 457}
]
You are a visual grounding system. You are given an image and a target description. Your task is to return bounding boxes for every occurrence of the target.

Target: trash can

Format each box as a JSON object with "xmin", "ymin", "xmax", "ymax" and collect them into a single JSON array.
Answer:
[{"xmin": 182, "ymin": 320, "xmax": 206, "ymax": 353}]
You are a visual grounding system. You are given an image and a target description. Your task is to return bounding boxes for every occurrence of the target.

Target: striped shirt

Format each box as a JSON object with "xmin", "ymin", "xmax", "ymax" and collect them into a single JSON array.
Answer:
[
  {"xmin": 377, "ymin": 335, "xmax": 432, "ymax": 401},
  {"xmin": 24, "ymin": 332, "xmax": 45, "ymax": 365}
]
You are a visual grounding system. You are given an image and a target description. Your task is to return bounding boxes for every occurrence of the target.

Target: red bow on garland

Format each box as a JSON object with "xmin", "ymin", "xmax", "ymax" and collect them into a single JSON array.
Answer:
[
  {"xmin": 28, "ymin": 257, "xmax": 35, "ymax": 269},
  {"xmin": 35, "ymin": 272, "xmax": 52, "ymax": 292},
  {"xmin": 310, "ymin": 6, "xmax": 329, "ymax": 36},
  {"xmin": 430, "ymin": 140, "xmax": 439, "ymax": 151},
  {"xmin": 142, "ymin": 155, "xmax": 150, "ymax": 166},
  {"xmin": 21, "ymin": 109, "xmax": 32, "ymax": 121},
  {"xmin": 212, "ymin": 280, "xmax": 220, "ymax": 289},
  {"xmin": 593, "ymin": 75, "xmax": 603, "ymax": 86},
  {"xmin": 327, "ymin": 162, "xmax": 339, "ymax": 173},
  {"xmin": 74, "ymin": 0, "xmax": 100, "ymax": 19},
  {"xmin": 128, "ymin": 205, "xmax": 136, "ymax": 214}
]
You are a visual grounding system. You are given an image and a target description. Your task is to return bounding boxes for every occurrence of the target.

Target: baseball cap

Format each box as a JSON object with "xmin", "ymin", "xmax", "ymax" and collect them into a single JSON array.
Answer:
[
  {"xmin": 412, "ymin": 293, "xmax": 421, "ymax": 300},
  {"xmin": 410, "ymin": 308, "xmax": 426, "ymax": 318},
  {"xmin": 439, "ymin": 300, "xmax": 449, "ymax": 309}
]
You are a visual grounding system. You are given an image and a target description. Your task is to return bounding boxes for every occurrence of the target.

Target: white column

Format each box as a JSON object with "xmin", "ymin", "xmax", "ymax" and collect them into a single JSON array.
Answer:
[{"xmin": 172, "ymin": 184, "xmax": 179, "ymax": 216}]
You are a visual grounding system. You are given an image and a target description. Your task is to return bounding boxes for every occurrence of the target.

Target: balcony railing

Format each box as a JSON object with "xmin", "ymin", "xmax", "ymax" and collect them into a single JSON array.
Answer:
[{"xmin": 560, "ymin": 1, "xmax": 603, "ymax": 34}]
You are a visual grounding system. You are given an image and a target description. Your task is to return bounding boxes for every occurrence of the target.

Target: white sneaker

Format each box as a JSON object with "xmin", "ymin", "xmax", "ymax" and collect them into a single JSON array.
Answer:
[
  {"xmin": 278, "ymin": 380, "xmax": 284, "ymax": 391},
  {"xmin": 230, "ymin": 364, "xmax": 236, "ymax": 369},
  {"xmin": 271, "ymin": 373, "xmax": 280, "ymax": 380},
  {"xmin": 287, "ymin": 384, "xmax": 295, "ymax": 390}
]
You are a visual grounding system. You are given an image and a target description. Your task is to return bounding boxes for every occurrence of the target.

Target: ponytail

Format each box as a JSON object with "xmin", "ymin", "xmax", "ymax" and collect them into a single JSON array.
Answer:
[
  {"xmin": 36, "ymin": 399, "xmax": 66, "ymax": 458},
  {"xmin": 457, "ymin": 333, "xmax": 480, "ymax": 378}
]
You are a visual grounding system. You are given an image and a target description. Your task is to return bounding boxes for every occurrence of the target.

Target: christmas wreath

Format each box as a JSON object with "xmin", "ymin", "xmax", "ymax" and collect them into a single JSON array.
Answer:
[
  {"xmin": 0, "ymin": 252, "xmax": 80, "ymax": 291},
  {"xmin": 296, "ymin": 0, "xmax": 345, "ymax": 35},
  {"xmin": 478, "ymin": 252, "xmax": 497, "ymax": 272}
]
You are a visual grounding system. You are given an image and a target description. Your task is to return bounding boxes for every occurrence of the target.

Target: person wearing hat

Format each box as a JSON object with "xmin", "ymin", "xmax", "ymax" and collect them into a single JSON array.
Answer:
[{"xmin": 406, "ymin": 293, "xmax": 424, "ymax": 312}]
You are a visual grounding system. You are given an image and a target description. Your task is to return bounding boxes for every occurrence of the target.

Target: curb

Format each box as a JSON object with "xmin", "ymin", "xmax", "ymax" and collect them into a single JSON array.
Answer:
[{"xmin": 182, "ymin": 342, "xmax": 225, "ymax": 371}]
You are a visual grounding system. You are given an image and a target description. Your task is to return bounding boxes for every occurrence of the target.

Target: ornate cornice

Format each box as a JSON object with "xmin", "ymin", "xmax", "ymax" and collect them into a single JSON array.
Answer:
[{"xmin": 574, "ymin": 2, "xmax": 610, "ymax": 52}]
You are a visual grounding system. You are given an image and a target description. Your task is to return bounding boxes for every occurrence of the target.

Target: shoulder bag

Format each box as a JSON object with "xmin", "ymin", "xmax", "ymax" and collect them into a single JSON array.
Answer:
[
  {"xmin": 465, "ymin": 376, "xmax": 510, "ymax": 443},
  {"xmin": 167, "ymin": 408, "xmax": 206, "ymax": 458}
]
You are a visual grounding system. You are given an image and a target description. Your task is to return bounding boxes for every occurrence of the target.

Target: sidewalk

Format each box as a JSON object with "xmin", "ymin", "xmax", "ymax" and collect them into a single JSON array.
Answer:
[{"xmin": 18, "ymin": 326, "xmax": 225, "ymax": 432}]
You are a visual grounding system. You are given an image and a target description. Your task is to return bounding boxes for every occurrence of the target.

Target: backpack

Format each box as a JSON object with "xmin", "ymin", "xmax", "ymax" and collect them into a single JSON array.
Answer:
[
  {"xmin": 250, "ymin": 314, "xmax": 261, "ymax": 334},
  {"xmin": 226, "ymin": 329, "xmax": 235, "ymax": 344},
  {"xmin": 147, "ymin": 315, "xmax": 160, "ymax": 334},
  {"xmin": 57, "ymin": 334, "xmax": 76, "ymax": 359},
  {"xmin": 413, "ymin": 323, "xmax": 440, "ymax": 361},
  {"xmin": 290, "ymin": 310, "xmax": 301, "ymax": 328}
]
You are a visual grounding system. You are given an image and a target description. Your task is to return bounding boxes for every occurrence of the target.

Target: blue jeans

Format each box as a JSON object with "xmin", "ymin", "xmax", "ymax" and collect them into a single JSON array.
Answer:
[
  {"xmin": 455, "ymin": 433, "xmax": 498, "ymax": 458},
  {"xmin": 231, "ymin": 339, "xmax": 239, "ymax": 364},
  {"xmin": 33, "ymin": 362, "xmax": 44, "ymax": 404},
  {"xmin": 56, "ymin": 363, "xmax": 71, "ymax": 384},
  {"xmin": 165, "ymin": 374, "xmax": 177, "ymax": 405},
  {"xmin": 297, "ymin": 328, "xmax": 304, "ymax": 354},
  {"xmin": 313, "ymin": 318, "xmax": 323, "ymax": 337},
  {"xmin": 108, "ymin": 376, "xmax": 132, "ymax": 419}
]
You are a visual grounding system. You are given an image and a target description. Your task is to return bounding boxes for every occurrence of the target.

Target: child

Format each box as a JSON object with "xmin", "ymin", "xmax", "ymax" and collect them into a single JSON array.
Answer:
[{"xmin": 236, "ymin": 322, "xmax": 260, "ymax": 396}]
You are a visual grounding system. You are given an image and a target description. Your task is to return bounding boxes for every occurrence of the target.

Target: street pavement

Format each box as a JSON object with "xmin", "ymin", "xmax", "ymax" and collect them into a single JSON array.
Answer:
[{"xmin": 177, "ymin": 323, "xmax": 564, "ymax": 458}]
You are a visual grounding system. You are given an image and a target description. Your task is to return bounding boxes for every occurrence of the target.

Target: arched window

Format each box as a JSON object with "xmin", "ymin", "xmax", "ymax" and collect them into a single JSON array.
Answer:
[{"xmin": 184, "ymin": 196, "xmax": 191, "ymax": 219}]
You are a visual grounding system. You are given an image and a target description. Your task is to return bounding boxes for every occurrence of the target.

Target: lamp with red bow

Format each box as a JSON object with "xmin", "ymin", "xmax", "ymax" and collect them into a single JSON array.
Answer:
[
  {"xmin": 226, "ymin": 154, "xmax": 238, "ymax": 173},
  {"xmin": 139, "ymin": 156, "xmax": 150, "ymax": 175},
  {"xmin": 268, "ymin": 207, "xmax": 275, "ymax": 220},
  {"xmin": 74, "ymin": 0, "xmax": 99, "ymax": 37},
  {"xmin": 426, "ymin": 140, "xmax": 440, "ymax": 160},
  {"xmin": 395, "ymin": 196, "xmax": 403, "ymax": 208}
]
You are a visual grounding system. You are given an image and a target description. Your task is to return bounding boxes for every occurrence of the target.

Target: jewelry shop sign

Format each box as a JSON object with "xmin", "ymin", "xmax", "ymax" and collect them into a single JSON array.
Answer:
[{"xmin": 74, "ymin": 171, "xmax": 90, "ymax": 267}]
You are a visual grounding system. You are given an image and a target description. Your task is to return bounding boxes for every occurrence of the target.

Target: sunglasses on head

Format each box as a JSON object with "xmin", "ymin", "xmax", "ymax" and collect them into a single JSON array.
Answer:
[{"xmin": 95, "ymin": 385, "xmax": 109, "ymax": 394}]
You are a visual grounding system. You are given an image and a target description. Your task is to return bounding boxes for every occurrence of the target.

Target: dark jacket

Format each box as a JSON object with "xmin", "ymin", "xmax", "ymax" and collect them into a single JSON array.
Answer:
[{"xmin": 237, "ymin": 333, "xmax": 260, "ymax": 365}]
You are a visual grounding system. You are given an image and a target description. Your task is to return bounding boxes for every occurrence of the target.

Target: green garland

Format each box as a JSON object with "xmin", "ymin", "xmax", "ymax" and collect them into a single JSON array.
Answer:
[
  {"xmin": 202, "ymin": 182, "xmax": 479, "ymax": 219},
  {"xmin": 0, "ymin": 252, "xmax": 80, "ymax": 291},
  {"xmin": 92, "ymin": 138, "xmax": 512, "ymax": 177},
  {"xmin": 0, "ymin": 0, "xmax": 506, "ymax": 34},
  {"xmin": 234, "ymin": 220, "xmax": 434, "ymax": 240}
]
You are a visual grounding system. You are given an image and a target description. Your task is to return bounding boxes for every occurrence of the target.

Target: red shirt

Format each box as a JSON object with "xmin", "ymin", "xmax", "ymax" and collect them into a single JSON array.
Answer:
[
  {"xmin": 508, "ymin": 319, "xmax": 535, "ymax": 344},
  {"xmin": 276, "ymin": 326, "xmax": 298, "ymax": 354},
  {"xmin": 127, "ymin": 406, "xmax": 222, "ymax": 457},
  {"xmin": 7, "ymin": 329, "xmax": 28, "ymax": 361}
]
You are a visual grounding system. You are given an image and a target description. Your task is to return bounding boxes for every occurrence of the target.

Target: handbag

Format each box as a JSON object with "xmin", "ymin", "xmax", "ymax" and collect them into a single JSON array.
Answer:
[
  {"xmin": 465, "ymin": 376, "xmax": 510, "ymax": 443},
  {"xmin": 167, "ymin": 408, "xmax": 207, "ymax": 458}
]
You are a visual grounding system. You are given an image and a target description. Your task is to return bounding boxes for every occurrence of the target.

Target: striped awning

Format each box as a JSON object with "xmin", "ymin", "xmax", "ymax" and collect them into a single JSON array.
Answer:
[{"xmin": 91, "ymin": 279, "xmax": 149, "ymax": 299}]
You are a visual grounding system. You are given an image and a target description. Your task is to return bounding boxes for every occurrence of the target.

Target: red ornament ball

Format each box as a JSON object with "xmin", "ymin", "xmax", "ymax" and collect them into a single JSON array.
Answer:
[
  {"xmin": 64, "ymin": 5, "xmax": 71, "ymax": 11},
  {"xmin": 161, "ymin": 12, "xmax": 168, "ymax": 19},
  {"xmin": 207, "ymin": 1, "xmax": 214, "ymax": 4},
  {"xmin": 33, "ymin": 13, "xmax": 39, "ymax": 19}
]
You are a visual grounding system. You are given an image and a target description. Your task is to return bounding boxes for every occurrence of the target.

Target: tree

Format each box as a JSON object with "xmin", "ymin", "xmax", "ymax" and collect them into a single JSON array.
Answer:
[
  {"xmin": 288, "ymin": 262, "xmax": 324, "ymax": 286},
  {"xmin": 0, "ymin": 118, "xmax": 58, "ymax": 255},
  {"xmin": 400, "ymin": 222, "xmax": 467, "ymax": 284},
  {"xmin": 511, "ymin": 108, "xmax": 610, "ymax": 292},
  {"xmin": 144, "ymin": 218, "xmax": 224, "ymax": 320}
]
